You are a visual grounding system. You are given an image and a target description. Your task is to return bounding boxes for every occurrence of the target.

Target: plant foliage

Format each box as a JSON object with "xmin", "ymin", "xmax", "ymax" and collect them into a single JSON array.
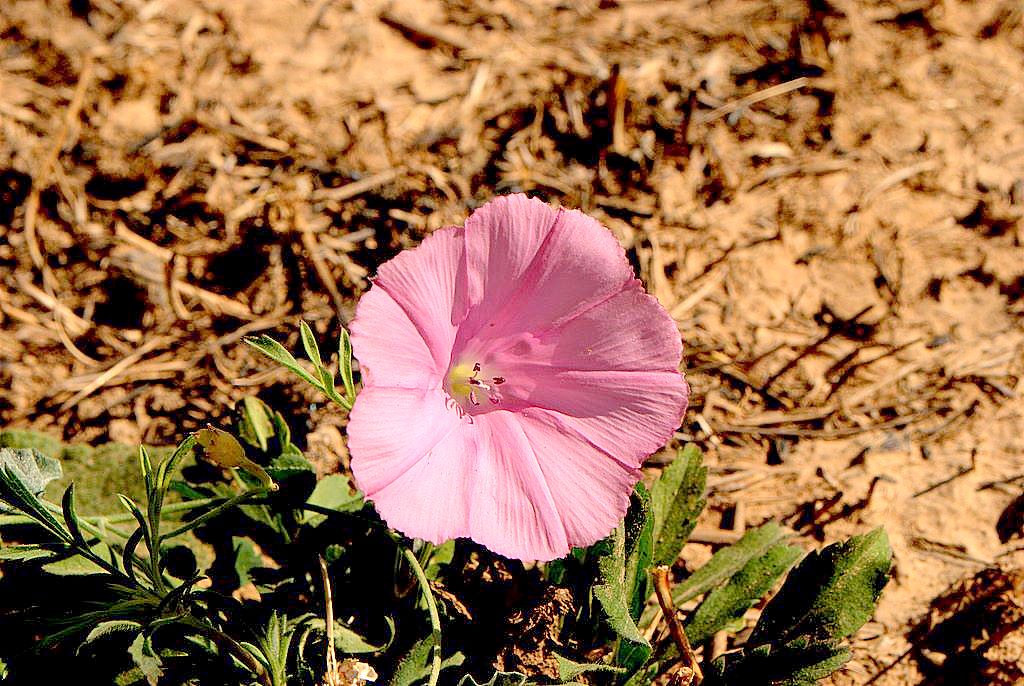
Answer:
[{"xmin": 0, "ymin": 323, "xmax": 892, "ymax": 686}]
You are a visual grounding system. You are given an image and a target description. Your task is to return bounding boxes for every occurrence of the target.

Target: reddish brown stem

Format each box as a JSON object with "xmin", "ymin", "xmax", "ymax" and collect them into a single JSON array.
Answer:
[{"xmin": 653, "ymin": 565, "xmax": 704, "ymax": 684}]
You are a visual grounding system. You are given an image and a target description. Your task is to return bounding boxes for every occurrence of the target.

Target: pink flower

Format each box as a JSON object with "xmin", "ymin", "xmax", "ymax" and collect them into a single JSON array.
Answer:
[{"xmin": 347, "ymin": 195, "xmax": 689, "ymax": 561}]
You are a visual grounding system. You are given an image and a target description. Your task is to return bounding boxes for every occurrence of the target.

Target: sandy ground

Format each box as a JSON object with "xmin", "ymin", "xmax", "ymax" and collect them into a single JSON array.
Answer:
[{"xmin": 1, "ymin": 0, "xmax": 1023, "ymax": 683}]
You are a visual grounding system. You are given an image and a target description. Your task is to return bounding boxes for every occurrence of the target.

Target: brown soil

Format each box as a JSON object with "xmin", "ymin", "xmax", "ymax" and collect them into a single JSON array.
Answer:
[{"xmin": 1, "ymin": 1, "xmax": 1022, "ymax": 684}]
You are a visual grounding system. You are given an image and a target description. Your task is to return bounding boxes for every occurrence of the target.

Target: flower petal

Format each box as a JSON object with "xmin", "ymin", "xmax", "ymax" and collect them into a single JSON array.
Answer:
[
  {"xmin": 469, "ymin": 411, "xmax": 569, "ymax": 560},
  {"xmin": 347, "ymin": 386, "xmax": 465, "ymax": 498},
  {"xmin": 368, "ymin": 225, "xmax": 468, "ymax": 375},
  {"xmin": 349, "ymin": 286, "xmax": 440, "ymax": 388},
  {"xmin": 456, "ymin": 195, "xmax": 561, "ymax": 339},
  {"xmin": 456, "ymin": 196, "xmax": 633, "ymax": 351},
  {"xmin": 477, "ymin": 282, "xmax": 689, "ymax": 464},
  {"xmin": 351, "ymin": 392, "xmax": 570, "ymax": 560},
  {"xmin": 514, "ymin": 409, "xmax": 641, "ymax": 549}
]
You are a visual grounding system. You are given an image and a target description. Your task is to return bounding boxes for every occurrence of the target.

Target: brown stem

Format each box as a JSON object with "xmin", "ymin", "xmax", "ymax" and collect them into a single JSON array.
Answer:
[{"xmin": 653, "ymin": 565, "xmax": 704, "ymax": 684}]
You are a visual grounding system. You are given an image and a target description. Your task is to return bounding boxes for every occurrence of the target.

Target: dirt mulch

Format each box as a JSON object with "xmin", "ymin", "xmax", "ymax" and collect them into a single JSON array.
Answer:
[{"xmin": 1, "ymin": 1, "xmax": 1023, "ymax": 683}]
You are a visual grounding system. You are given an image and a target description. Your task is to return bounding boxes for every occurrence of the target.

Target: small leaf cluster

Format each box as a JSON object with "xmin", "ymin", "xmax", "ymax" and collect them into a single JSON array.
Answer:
[
  {"xmin": 535, "ymin": 446, "xmax": 892, "ymax": 686},
  {"xmin": 246, "ymin": 322, "xmax": 356, "ymax": 411},
  {"xmin": 0, "ymin": 323, "xmax": 892, "ymax": 686}
]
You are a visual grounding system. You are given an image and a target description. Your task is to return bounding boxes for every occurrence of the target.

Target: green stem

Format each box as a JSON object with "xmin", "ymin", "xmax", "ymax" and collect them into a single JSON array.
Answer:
[
  {"xmin": 179, "ymin": 617, "xmax": 271, "ymax": 686},
  {"xmin": 402, "ymin": 546, "xmax": 442, "ymax": 686},
  {"xmin": 91, "ymin": 497, "xmax": 226, "ymax": 525},
  {"xmin": 38, "ymin": 501, "xmax": 132, "ymax": 539},
  {"xmin": 38, "ymin": 502, "xmax": 137, "ymax": 581},
  {"xmin": 162, "ymin": 488, "xmax": 270, "ymax": 540},
  {"xmin": 8, "ymin": 497, "xmax": 235, "ymax": 532}
]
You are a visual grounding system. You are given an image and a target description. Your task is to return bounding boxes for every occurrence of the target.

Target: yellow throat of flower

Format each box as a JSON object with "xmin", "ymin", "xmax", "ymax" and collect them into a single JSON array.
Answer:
[{"xmin": 447, "ymin": 362, "xmax": 477, "ymax": 399}]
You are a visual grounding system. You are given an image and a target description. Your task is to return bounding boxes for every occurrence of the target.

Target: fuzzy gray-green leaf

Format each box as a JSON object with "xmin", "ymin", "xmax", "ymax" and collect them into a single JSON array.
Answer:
[
  {"xmin": 673, "ymin": 522, "xmax": 787, "ymax": 605},
  {"xmin": 555, "ymin": 654, "xmax": 626, "ymax": 681},
  {"xmin": 651, "ymin": 444, "xmax": 707, "ymax": 567},
  {"xmin": 0, "ymin": 544, "xmax": 61, "ymax": 562},
  {"xmin": 457, "ymin": 672, "xmax": 527, "ymax": 686},
  {"xmin": 685, "ymin": 543, "xmax": 803, "ymax": 644},
  {"xmin": 749, "ymin": 528, "xmax": 891, "ymax": 647},
  {"xmin": 80, "ymin": 620, "xmax": 143, "ymax": 652},
  {"xmin": 128, "ymin": 633, "xmax": 164, "ymax": 686},
  {"xmin": 593, "ymin": 526, "xmax": 649, "ymax": 646},
  {"xmin": 390, "ymin": 635, "xmax": 464, "ymax": 686}
]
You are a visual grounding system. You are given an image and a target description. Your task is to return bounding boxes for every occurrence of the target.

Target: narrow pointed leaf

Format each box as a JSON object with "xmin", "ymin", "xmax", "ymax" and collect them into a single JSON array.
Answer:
[
  {"xmin": 245, "ymin": 335, "xmax": 322, "ymax": 389},
  {"xmin": 339, "ymin": 328, "xmax": 356, "ymax": 402},
  {"xmin": 80, "ymin": 621, "xmax": 143, "ymax": 652},
  {"xmin": 684, "ymin": 543, "xmax": 803, "ymax": 644},
  {"xmin": 0, "ymin": 544, "xmax": 61, "ymax": 562},
  {"xmin": 299, "ymin": 320, "xmax": 323, "ymax": 367},
  {"xmin": 651, "ymin": 444, "xmax": 707, "ymax": 567},
  {"xmin": 62, "ymin": 484, "xmax": 86, "ymax": 546},
  {"xmin": 673, "ymin": 522, "xmax": 787, "ymax": 604}
]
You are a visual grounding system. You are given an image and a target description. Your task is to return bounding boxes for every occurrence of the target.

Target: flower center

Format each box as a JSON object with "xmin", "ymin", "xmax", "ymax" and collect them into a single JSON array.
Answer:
[{"xmin": 446, "ymin": 361, "xmax": 505, "ymax": 416}]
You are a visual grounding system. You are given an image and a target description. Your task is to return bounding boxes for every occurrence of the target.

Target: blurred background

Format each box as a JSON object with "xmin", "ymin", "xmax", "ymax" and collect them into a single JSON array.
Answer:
[{"xmin": 1, "ymin": 1, "xmax": 1022, "ymax": 683}]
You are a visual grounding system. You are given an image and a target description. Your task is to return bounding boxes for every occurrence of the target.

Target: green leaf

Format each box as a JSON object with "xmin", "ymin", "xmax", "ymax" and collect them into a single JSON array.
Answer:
[
  {"xmin": 555, "ymin": 654, "xmax": 626, "ymax": 681},
  {"xmin": 613, "ymin": 485, "xmax": 655, "ymax": 671},
  {"xmin": 705, "ymin": 640, "xmax": 852, "ymax": 686},
  {"xmin": 704, "ymin": 530, "xmax": 892, "ymax": 686},
  {"xmin": 80, "ymin": 620, "xmax": 143, "ymax": 652},
  {"xmin": 593, "ymin": 525, "xmax": 649, "ymax": 646},
  {"xmin": 456, "ymin": 672, "xmax": 527, "ymax": 686},
  {"xmin": 245, "ymin": 334, "xmax": 323, "ymax": 389},
  {"xmin": 118, "ymin": 494, "xmax": 151, "ymax": 544},
  {"xmin": 390, "ymin": 635, "xmax": 464, "ymax": 686},
  {"xmin": 233, "ymin": 536, "xmax": 262, "ymax": 587},
  {"xmin": 42, "ymin": 541, "xmax": 111, "ymax": 575},
  {"xmin": 317, "ymin": 365, "xmax": 338, "ymax": 400},
  {"xmin": 123, "ymin": 528, "xmax": 145, "ymax": 583},
  {"xmin": 685, "ymin": 543, "xmax": 803, "ymax": 645},
  {"xmin": 299, "ymin": 320, "xmax": 323, "ymax": 367},
  {"xmin": 624, "ymin": 484, "xmax": 654, "ymax": 617},
  {"xmin": 651, "ymin": 445, "xmax": 707, "ymax": 567},
  {"xmin": 673, "ymin": 522, "xmax": 787, "ymax": 605},
  {"xmin": 339, "ymin": 328, "xmax": 356, "ymax": 402},
  {"xmin": 139, "ymin": 446, "xmax": 154, "ymax": 495},
  {"xmin": 390, "ymin": 636, "xmax": 434, "ymax": 686},
  {"xmin": 62, "ymin": 484, "xmax": 86, "ymax": 546},
  {"xmin": 266, "ymin": 454, "xmax": 315, "ymax": 482},
  {"xmin": 424, "ymin": 539, "xmax": 455, "ymax": 580},
  {"xmin": 0, "ymin": 449, "xmax": 70, "ymax": 541},
  {"xmin": 0, "ymin": 544, "xmax": 61, "ymax": 562},
  {"xmin": 154, "ymin": 437, "xmax": 196, "ymax": 499},
  {"xmin": 0, "ymin": 447, "xmax": 63, "ymax": 514},
  {"xmin": 238, "ymin": 397, "xmax": 275, "ymax": 451},
  {"xmin": 749, "ymin": 529, "xmax": 891, "ymax": 647},
  {"xmin": 305, "ymin": 615, "xmax": 394, "ymax": 654},
  {"xmin": 333, "ymin": 622, "xmax": 383, "ymax": 654},
  {"xmin": 303, "ymin": 474, "xmax": 364, "ymax": 526},
  {"xmin": 128, "ymin": 633, "xmax": 163, "ymax": 686}
]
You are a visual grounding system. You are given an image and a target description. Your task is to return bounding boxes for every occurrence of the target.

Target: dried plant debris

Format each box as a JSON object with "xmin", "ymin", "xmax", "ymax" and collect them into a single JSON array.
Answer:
[
  {"xmin": 1, "ymin": 1, "xmax": 1023, "ymax": 684},
  {"xmin": 908, "ymin": 566, "xmax": 1024, "ymax": 686}
]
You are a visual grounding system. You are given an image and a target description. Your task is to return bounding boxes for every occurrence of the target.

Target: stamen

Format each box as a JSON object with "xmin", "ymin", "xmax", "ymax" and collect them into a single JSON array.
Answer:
[{"xmin": 447, "ymin": 360, "xmax": 505, "ymax": 413}]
